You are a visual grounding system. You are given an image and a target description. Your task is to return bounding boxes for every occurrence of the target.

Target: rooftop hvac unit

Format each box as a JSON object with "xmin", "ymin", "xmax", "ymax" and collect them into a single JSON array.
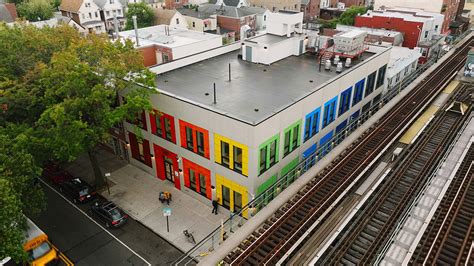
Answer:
[
  {"xmin": 345, "ymin": 58, "xmax": 352, "ymax": 68},
  {"xmin": 336, "ymin": 62, "xmax": 343, "ymax": 73},
  {"xmin": 325, "ymin": 59, "xmax": 331, "ymax": 71},
  {"xmin": 333, "ymin": 55, "xmax": 340, "ymax": 65}
]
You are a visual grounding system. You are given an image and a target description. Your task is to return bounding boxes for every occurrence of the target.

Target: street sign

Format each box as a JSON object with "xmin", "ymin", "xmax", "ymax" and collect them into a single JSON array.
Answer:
[{"xmin": 163, "ymin": 207, "xmax": 172, "ymax": 217}]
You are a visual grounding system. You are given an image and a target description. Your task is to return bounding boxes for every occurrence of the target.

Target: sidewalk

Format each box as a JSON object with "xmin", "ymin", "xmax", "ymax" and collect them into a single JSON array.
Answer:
[{"xmin": 65, "ymin": 148, "xmax": 229, "ymax": 253}]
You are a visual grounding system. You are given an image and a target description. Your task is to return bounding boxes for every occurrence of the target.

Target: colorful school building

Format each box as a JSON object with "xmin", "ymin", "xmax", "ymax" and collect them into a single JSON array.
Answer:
[{"xmin": 121, "ymin": 13, "xmax": 391, "ymax": 215}]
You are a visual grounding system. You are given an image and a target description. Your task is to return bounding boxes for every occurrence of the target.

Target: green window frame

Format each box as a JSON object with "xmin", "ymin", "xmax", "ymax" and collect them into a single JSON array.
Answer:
[
  {"xmin": 283, "ymin": 120, "xmax": 302, "ymax": 157},
  {"xmin": 258, "ymin": 134, "xmax": 280, "ymax": 175}
]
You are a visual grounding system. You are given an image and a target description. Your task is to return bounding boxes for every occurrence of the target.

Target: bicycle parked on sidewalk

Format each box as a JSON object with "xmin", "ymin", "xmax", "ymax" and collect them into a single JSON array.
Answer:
[{"xmin": 183, "ymin": 230, "xmax": 196, "ymax": 244}]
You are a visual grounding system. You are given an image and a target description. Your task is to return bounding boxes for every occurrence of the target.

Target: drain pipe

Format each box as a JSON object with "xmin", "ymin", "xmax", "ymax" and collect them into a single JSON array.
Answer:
[{"xmin": 132, "ymin": 15, "xmax": 139, "ymax": 47}]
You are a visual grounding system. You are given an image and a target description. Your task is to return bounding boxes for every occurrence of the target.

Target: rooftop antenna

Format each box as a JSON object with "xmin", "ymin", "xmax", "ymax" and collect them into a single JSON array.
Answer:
[
  {"xmin": 132, "ymin": 15, "xmax": 140, "ymax": 46},
  {"xmin": 228, "ymin": 63, "xmax": 231, "ymax": 82},
  {"xmin": 213, "ymin": 83, "xmax": 217, "ymax": 104}
]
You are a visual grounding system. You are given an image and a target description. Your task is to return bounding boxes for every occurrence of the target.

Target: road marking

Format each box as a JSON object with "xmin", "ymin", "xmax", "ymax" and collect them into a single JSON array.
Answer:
[
  {"xmin": 38, "ymin": 178, "xmax": 152, "ymax": 266},
  {"xmin": 50, "ymin": 242, "xmax": 74, "ymax": 266}
]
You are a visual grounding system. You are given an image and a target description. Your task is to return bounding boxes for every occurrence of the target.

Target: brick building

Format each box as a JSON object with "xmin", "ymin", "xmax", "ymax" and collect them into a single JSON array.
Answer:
[
  {"xmin": 374, "ymin": 0, "xmax": 460, "ymax": 34},
  {"xmin": 355, "ymin": 9, "xmax": 444, "ymax": 63}
]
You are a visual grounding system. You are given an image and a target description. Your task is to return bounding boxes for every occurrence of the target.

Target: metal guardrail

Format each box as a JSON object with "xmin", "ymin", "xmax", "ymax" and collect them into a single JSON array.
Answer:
[{"xmin": 172, "ymin": 30, "xmax": 472, "ymax": 266}]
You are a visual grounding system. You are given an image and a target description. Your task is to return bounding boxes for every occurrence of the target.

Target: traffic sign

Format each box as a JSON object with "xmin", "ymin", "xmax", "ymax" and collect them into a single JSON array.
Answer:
[{"xmin": 163, "ymin": 207, "xmax": 172, "ymax": 217}]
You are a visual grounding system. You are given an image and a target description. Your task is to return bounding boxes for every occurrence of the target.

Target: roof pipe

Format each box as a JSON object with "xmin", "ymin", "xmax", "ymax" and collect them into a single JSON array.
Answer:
[{"xmin": 132, "ymin": 15, "xmax": 139, "ymax": 47}]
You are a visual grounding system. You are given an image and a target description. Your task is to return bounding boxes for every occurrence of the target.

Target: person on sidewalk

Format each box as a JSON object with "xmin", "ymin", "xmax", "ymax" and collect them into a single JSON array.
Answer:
[
  {"xmin": 211, "ymin": 185, "xmax": 218, "ymax": 215},
  {"xmin": 212, "ymin": 198, "xmax": 219, "ymax": 215}
]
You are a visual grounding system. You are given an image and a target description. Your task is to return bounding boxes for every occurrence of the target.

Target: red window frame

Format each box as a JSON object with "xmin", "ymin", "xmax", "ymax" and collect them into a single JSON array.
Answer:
[
  {"xmin": 182, "ymin": 158, "xmax": 211, "ymax": 199},
  {"xmin": 127, "ymin": 110, "xmax": 147, "ymax": 130},
  {"xmin": 128, "ymin": 132, "xmax": 152, "ymax": 167},
  {"xmin": 149, "ymin": 110, "xmax": 176, "ymax": 143},
  {"xmin": 179, "ymin": 120, "xmax": 210, "ymax": 159}
]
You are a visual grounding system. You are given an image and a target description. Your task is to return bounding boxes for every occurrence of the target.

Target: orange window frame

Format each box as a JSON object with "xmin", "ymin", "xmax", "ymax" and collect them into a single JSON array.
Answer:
[
  {"xmin": 182, "ymin": 158, "xmax": 212, "ymax": 199},
  {"xmin": 179, "ymin": 120, "xmax": 210, "ymax": 159}
]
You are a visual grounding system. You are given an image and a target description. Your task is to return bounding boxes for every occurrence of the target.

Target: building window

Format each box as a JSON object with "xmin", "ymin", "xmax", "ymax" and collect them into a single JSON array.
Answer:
[
  {"xmin": 376, "ymin": 64, "xmax": 387, "ymax": 88},
  {"xmin": 196, "ymin": 131, "xmax": 205, "ymax": 155},
  {"xmin": 179, "ymin": 120, "xmax": 209, "ymax": 158},
  {"xmin": 365, "ymin": 71, "xmax": 376, "ymax": 97},
  {"xmin": 128, "ymin": 133, "xmax": 151, "ymax": 167},
  {"xmin": 264, "ymin": 15, "xmax": 266, "ymax": 21},
  {"xmin": 322, "ymin": 96, "xmax": 338, "ymax": 128},
  {"xmin": 192, "ymin": 21, "xmax": 195, "ymax": 27},
  {"xmin": 424, "ymin": 31, "xmax": 428, "ymax": 38},
  {"xmin": 258, "ymin": 135, "xmax": 279, "ymax": 175},
  {"xmin": 404, "ymin": 66, "xmax": 409, "ymax": 75},
  {"xmin": 412, "ymin": 62, "xmax": 416, "ymax": 69},
  {"xmin": 221, "ymin": 141, "xmax": 230, "ymax": 167},
  {"xmin": 183, "ymin": 158, "xmax": 211, "ymax": 199},
  {"xmin": 339, "ymin": 87, "xmax": 352, "ymax": 116},
  {"xmin": 131, "ymin": 111, "xmax": 147, "ymax": 130},
  {"xmin": 176, "ymin": 18, "xmax": 179, "ymax": 24},
  {"xmin": 82, "ymin": 13, "xmax": 85, "ymax": 19},
  {"xmin": 85, "ymin": 2, "xmax": 90, "ymax": 7},
  {"xmin": 118, "ymin": 9, "xmax": 121, "ymax": 15},
  {"xmin": 304, "ymin": 107, "xmax": 321, "ymax": 142},
  {"xmin": 89, "ymin": 12, "xmax": 92, "ymax": 18},
  {"xmin": 106, "ymin": 11, "xmax": 110, "ymax": 16},
  {"xmin": 395, "ymin": 72, "xmax": 401, "ymax": 83},
  {"xmin": 214, "ymin": 134, "xmax": 248, "ymax": 176},
  {"xmin": 234, "ymin": 146, "xmax": 242, "ymax": 172},
  {"xmin": 95, "ymin": 11, "xmax": 98, "ymax": 17},
  {"xmin": 189, "ymin": 168, "xmax": 197, "ymax": 190},
  {"xmin": 353, "ymin": 79, "xmax": 365, "ymax": 106},
  {"xmin": 186, "ymin": 127, "xmax": 194, "ymax": 150},
  {"xmin": 150, "ymin": 111, "xmax": 175, "ymax": 143},
  {"xmin": 283, "ymin": 121, "xmax": 301, "ymax": 157}
]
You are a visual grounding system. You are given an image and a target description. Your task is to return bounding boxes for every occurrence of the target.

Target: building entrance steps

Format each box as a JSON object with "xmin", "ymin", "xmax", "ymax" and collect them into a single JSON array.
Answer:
[{"xmin": 65, "ymin": 148, "xmax": 230, "ymax": 253}]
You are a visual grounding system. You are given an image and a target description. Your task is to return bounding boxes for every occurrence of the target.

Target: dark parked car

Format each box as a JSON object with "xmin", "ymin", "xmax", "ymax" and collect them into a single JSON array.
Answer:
[
  {"xmin": 90, "ymin": 201, "xmax": 128, "ymax": 228},
  {"xmin": 58, "ymin": 178, "xmax": 96, "ymax": 203},
  {"xmin": 42, "ymin": 161, "xmax": 73, "ymax": 185}
]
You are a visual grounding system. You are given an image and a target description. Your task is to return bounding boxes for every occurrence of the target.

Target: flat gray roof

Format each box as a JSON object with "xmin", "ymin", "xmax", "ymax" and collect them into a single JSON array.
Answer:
[{"xmin": 155, "ymin": 49, "xmax": 378, "ymax": 125}]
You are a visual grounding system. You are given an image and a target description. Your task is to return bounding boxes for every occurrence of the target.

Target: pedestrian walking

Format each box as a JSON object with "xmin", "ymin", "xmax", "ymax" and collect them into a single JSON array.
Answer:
[{"xmin": 212, "ymin": 198, "xmax": 219, "ymax": 214}]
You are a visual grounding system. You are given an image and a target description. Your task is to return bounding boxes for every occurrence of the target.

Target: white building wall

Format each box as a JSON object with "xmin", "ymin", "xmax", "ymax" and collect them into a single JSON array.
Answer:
[
  {"xmin": 171, "ymin": 36, "xmax": 223, "ymax": 59},
  {"xmin": 242, "ymin": 36, "xmax": 304, "ymax": 65},
  {"xmin": 374, "ymin": 0, "xmax": 443, "ymax": 13},
  {"xmin": 185, "ymin": 16, "xmax": 217, "ymax": 32},
  {"xmin": 78, "ymin": 0, "xmax": 106, "ymax": 33},
  {"xmin": 168, "ymin": 13, "xmax": 189, "ymax": 29}
]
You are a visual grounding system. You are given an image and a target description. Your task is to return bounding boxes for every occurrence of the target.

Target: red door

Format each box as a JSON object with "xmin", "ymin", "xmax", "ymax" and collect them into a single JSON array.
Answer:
[{"xmin": 153, "ymin": 144, "xmax": 181, "ymax": 190}]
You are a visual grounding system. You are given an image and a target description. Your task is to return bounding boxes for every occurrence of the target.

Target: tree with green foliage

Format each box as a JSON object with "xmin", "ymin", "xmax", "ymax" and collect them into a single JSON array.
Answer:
[
  {"xmin": 0, "ymin": 130, "xmax": 45, "ymax": 263},
  {"xmin": 1, "ymin": 23, "xmax": 155, "ymax": 186},
  {"xmin": 338, "ymin": 5, "xmax": 367, "ymax": 26},
  {"xmin": 17, "ymin": 0, "xmax": 55, "ymax": 22},
  {"xmin": 124, "ymin": 2, "xmax": 155, "ymax": 30}
]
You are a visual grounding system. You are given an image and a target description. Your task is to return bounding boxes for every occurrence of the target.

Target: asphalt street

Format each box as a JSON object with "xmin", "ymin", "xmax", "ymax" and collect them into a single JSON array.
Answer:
[{"xmin": 32, "ymin": 180, "xmax": 183, "ymax": 265}]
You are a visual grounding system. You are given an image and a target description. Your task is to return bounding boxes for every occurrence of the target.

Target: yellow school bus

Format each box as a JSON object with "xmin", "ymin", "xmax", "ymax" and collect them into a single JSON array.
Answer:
[{"xmin": 24, "ymin": 218, "xmax": 58, "ymax": 265}]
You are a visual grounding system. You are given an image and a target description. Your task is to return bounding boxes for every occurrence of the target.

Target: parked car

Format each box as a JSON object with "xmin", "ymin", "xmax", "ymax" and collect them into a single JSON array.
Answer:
[
  {"xmin": 58, "ymin": 178, "xmax": 96, "ymax": 203},
  {"xmin": 89, "ymin": 201, "xmax": 128, "ymax": 228},
  {"xmin": 42, "ymin": 161, "xmax": 73, "ymax": 185}
]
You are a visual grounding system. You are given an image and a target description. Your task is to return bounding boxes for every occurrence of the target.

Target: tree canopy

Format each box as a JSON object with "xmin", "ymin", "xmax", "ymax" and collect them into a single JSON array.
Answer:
[
  {"xmin": 338, "ymin": 6, "xmax": 367, "ymax": 26},
  {"xmin": 17, "ymin": 0, "xmax": 55, "ymax": 22},
  {"xmin": 319, "ymin": 5, "xmax": 368, "ymax": 29},
  {"xmin": 124, "ymin": 3, "xmax": 155, "ymax": 30},
  {"xmin": 0, "ymin": 23, "xmax": 155, "ymax": 261}
]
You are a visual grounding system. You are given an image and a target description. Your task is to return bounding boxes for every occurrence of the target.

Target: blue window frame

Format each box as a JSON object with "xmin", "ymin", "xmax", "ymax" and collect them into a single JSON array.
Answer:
[
  {"xmin": 336, "ymin": 119, "xmax": 347, "ymax": 133},
  {"xmin": 303, "ymin": 107, "xmax": 321, "ymax": 142},
  {"xmin": 339, "ymin": 87, "xmax": 352, "ymax": 116},
  {"xmin": 322, "ymin": 96, "xmax": 338, "ymax": 129},
  {"xmin": 353, "ymin": 79, "xmax": 365, "ymax": 106},
  {"xmin": 319, "ymin": 130, "xmax": 334, "ymax": 157}
]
